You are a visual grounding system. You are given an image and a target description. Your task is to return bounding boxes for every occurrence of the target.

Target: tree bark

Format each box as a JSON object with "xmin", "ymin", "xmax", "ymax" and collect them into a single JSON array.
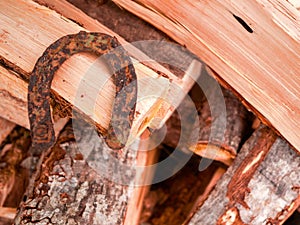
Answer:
[
  {"xmin": 14, "ymin": 119, "xmax": 153, "ymax": 225},
  {"xmin": 187, "ymin": 126, "xmax": 300, "ymax": 225}
]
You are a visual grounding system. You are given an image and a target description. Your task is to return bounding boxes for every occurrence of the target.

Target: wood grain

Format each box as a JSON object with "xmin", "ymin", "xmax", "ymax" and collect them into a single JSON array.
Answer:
[
  {"xmin": 112, "ymin": 0, "xmax": 300, "ymax": 153},
  {"xmin": 0, "ymin": 0, "xmax": 201, "ymax": 139},
  {"xmin": 0, "ymin": 1, "xmax": 203, "ymax": 224}
]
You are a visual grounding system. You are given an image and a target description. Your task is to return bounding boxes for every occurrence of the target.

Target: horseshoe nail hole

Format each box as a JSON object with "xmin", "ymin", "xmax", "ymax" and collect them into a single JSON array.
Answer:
[{"xmin": 232, "ymin": 14, "xmax": 253, "ymax": 33}]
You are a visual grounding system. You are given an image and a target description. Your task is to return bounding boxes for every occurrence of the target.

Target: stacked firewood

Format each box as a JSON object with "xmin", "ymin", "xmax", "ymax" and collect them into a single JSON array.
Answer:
[{"xmin": 0, "ymin": 0, "xmax": 299, "ymax": 224}]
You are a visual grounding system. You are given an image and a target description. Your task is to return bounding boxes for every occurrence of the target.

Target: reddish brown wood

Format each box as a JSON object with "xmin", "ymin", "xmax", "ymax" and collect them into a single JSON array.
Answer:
[{"xmin": 187, "ymin": 126, "xmax": 300, "ymax": 225}]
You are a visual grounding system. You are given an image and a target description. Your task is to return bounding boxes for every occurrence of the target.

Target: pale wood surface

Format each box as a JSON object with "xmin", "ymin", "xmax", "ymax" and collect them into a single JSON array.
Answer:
[
  {"xmin": 0, "ymin": 207, "xmax": 16, "ymax": 220},
  {"xmin": 0, "ymin": 0, "xmax": 201, "ymax": 139},
  {"xmin": 112, "ymin": 0, "xmax": 300, "ymax": 153},
  {"xmin": 287, "ymin": 0, "xmax": 300, "ymax": 9},
  {"xmin": 33, "ymin": 0, "xmax": 184, "ymax": 82},
  {"xmin": 0, "ymin": 67, "xmax": 68, "ymax": 136},
  {"xmin": 0, "ymin": 67, "xmax": 28, "ymax": 128},
  {"xmin": 0, "ymin": 1, "xmax": 202, "ymax": 224},
  {"xmin": 33, "ymin": 0, "xmax": 202, "ymax": 127},
  {"xmin": 124, "ymin": 131, "xmax": 160, "ymax": 225}
]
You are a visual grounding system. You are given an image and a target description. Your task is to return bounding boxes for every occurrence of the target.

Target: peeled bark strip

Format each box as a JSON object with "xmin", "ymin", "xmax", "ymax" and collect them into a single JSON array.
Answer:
[
  {"xmin": 187, "ymin": 126, "xmax": 300, "ymax": 225},
  {"xmin": 14, "ymin": 119, "xmax": 153, "ymax": 225},
  {"xmin": 163, "ymin": 69, "xmax": 254, "ymax": 166}
]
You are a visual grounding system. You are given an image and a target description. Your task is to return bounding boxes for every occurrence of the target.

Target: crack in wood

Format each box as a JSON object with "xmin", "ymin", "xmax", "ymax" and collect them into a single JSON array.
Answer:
[
  {"xmin": 232, "ymin": 14, "xmax": 253, "ymax": 33},
  {"xmin": 0, "ymin": 57, "xmax": 30, "ymax": 82},
  {"xmin": 0, "ymin": 90, "xmax": 26, "ymax": 108}
]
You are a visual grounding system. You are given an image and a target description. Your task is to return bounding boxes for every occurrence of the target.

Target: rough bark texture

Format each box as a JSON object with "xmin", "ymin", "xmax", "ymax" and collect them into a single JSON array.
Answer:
[
  {"xmin": 2, "ymin": 0, "xmax": 299, "ymax": 224},
  {"xmin": 14, "ymin": 120, "xmax": 139, "ymax": 225},
  {"xmin": 187, "ymin": 126, "xmax": 300, "ymax": 225}
]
